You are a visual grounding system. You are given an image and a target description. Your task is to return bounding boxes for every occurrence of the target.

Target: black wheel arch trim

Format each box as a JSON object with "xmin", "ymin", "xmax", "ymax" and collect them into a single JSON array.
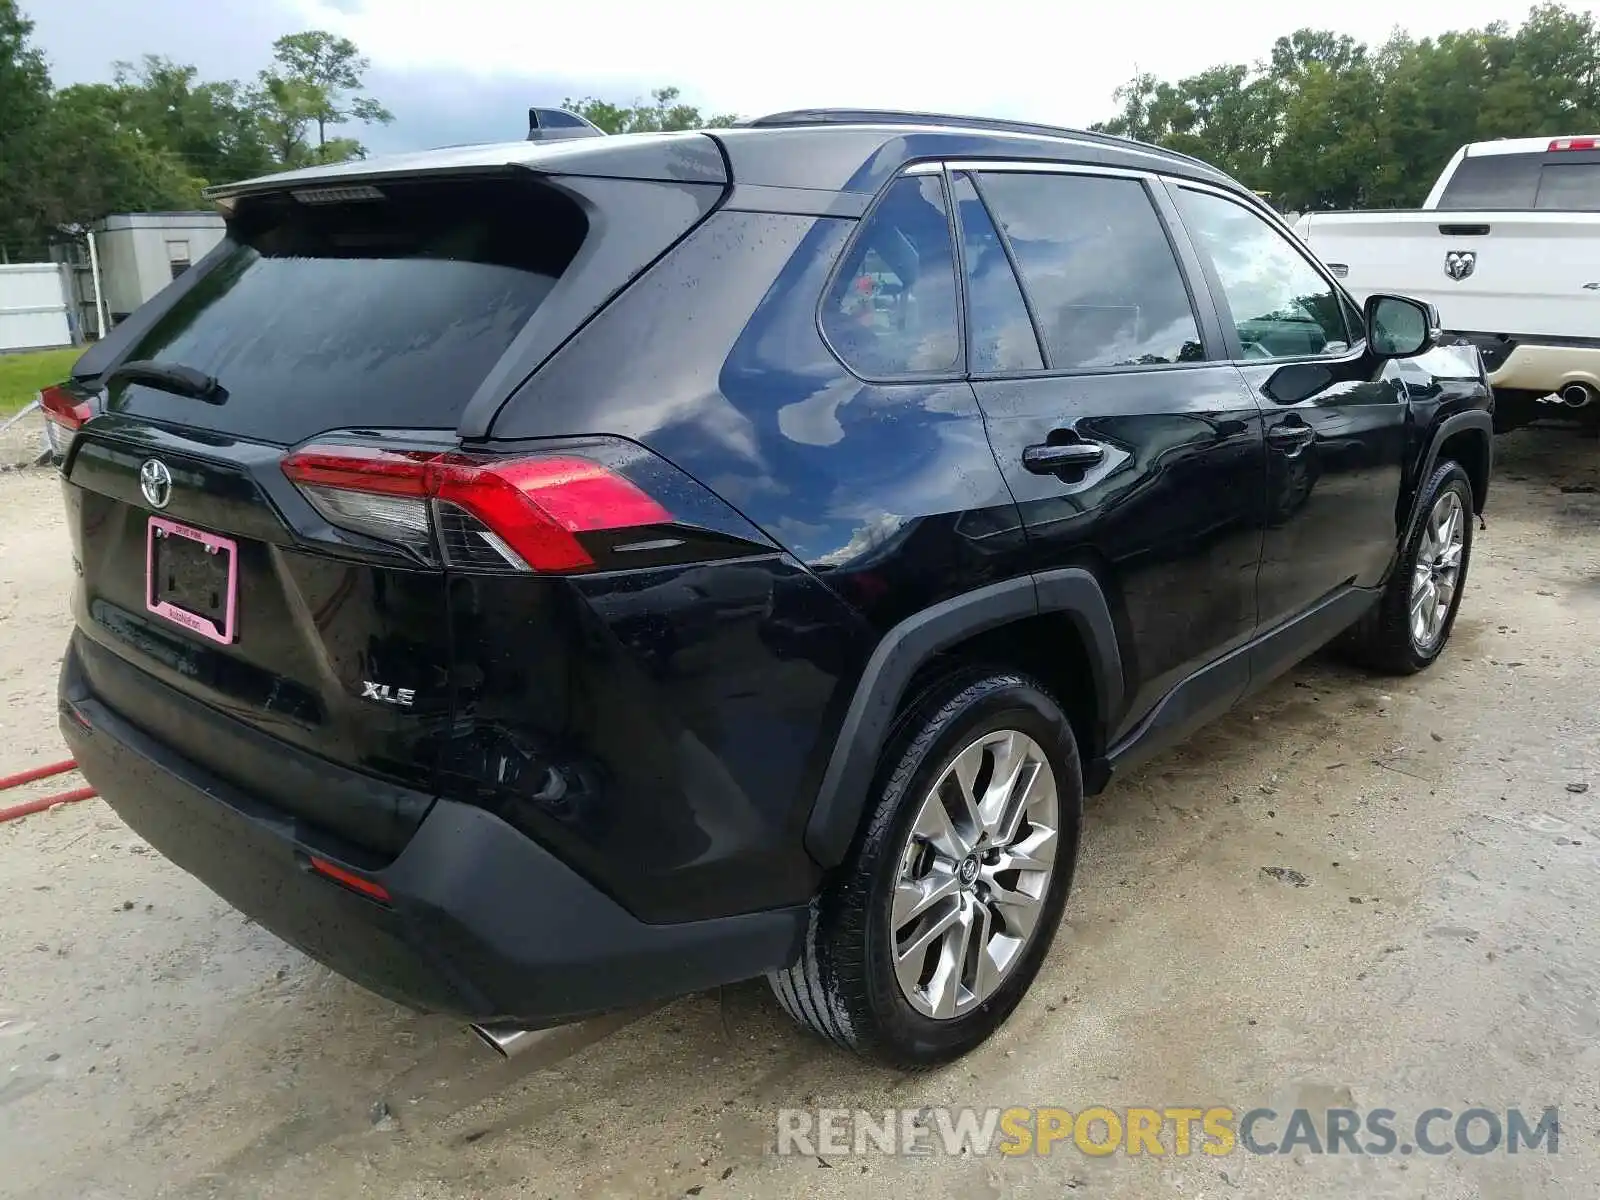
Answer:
[
  {"xmin": 1404, "ymin": 409, "xmax": 1493, "ymax": 539},
  {"xmin": 803, "ymin": 568, "xmax": 1122, "ymax": 867}
]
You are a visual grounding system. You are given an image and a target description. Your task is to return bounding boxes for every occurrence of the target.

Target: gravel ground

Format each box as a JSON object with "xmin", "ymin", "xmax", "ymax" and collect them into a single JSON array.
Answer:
[
  {"xmin": 1, "ymin": 427, "xmax": 1596, "ymax": 1200},
  {"xmin": 0, "ymin": 405, "xmax": 51, "ymax": 471}
]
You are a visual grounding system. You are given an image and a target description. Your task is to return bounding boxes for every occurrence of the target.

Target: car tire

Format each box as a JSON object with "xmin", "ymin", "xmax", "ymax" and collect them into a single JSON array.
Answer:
[
  {"xmin": 769, "ymin": 670, "xmax": 1082, "ymax": 1067},
  {"xmin": 1346, "ymin": 459, "xmax": 1475, "ymax": 675}
]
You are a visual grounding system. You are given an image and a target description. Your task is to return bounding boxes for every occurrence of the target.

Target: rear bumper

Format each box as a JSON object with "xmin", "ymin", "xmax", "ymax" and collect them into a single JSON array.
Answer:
[
  {"xmin": 1453, "ymin": 333, "xmax": 1600, "ymax": 394},
  {"xmin": 60, "ymin": 643, "xmax": 805, "ymax": 1025}
]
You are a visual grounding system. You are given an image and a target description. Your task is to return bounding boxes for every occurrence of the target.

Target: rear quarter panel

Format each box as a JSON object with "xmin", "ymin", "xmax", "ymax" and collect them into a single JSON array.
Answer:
[
  {"xmin": 489, "ymin": 210, "xmax": 1031, "ymax": 629},
  {"xmin": 479, "ymin": 209, "xmax": 1033, "ymax": 916}
]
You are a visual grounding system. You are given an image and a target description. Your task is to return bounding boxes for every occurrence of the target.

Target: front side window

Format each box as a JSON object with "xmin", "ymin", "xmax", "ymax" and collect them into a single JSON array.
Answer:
[
  {"xmin": 821, "ymin": 174, "xmax": 960, "ymax": 377},
  {"xmin": 1176, "ymin": 188, "xmax": 1348, "ymax": 360},
  {"xmin": 976, "ymin": 171, "xmax": 1205, "ymax": 370}
]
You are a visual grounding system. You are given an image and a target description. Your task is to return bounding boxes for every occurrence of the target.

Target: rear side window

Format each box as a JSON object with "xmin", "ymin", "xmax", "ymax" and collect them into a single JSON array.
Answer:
[
  {"xmin": 951, "ymin": 172, "xmax": 1043, "ymax": 373},
  {"xmin": 1437, "ymin": 154, "xmax": 1541, "ymax": 209},
  {"xmin": 116, "ymin": 177, "xmax": 586, "ymax": 442},
  {"xmin": 1437, "ymin": 152, "xmax": 1600, "ymax": 211},
  {"xmin": 1535, "ymin": 162, "xmax": 1600, "ymax": 210},
  {"xmin": 821, "ymin": 175, "xmax": 960, "ymax": 377},
  {"xmin": 976, "ymin": 172, "xmax": 1204, "ymax": 370}
]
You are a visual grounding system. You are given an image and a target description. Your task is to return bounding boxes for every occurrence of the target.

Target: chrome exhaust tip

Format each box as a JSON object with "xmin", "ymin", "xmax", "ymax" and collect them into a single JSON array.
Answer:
[
  {"xmin": 469, "ymin": 1006, "xmax": 658, "ymax": 1064},
  {"xmin": 470, "ymin": 1022, "xmax": 543, "ymax": 1059},
  {"xmin": 1561, "ymin": 382, "xmax": 1595, "ymax": 409}
]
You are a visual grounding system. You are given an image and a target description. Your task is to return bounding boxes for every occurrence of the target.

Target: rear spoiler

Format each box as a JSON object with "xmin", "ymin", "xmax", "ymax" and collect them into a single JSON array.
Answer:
[{"xmin": 527, "ymin": 107, "xmax": 606, "ymax": 142}]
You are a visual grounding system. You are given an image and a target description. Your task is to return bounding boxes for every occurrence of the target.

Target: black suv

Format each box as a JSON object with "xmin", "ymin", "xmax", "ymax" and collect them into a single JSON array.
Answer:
[{"xmin": 52, "ymin": 111, "xmax": 1493, "ymax": 1068}]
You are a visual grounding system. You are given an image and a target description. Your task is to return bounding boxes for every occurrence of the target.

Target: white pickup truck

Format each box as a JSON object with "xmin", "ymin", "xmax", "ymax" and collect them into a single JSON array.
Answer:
[{"xmin": 1294, "ymin": 136, "xmax": 1600, "ymax": 429}]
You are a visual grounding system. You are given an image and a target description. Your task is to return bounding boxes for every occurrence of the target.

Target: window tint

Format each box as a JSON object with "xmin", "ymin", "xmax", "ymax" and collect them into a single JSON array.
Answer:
[
  {"xmin": 951, "ymin": 173, "xmax": 1042, "ymax": 373},
  {"xmin": 1176, "ymin": 188, "xmax": 1347, "ymax": 360},
  {"xmin": 977, "ymin": 172, "xmax": 1204, "ymax": 370},
  {"xmin": 120, "ymin": 177, "xmax": 587, "ymax": 442},
  {"xmin": 1437, "ymin": 154, "xmax": 1541, "ymax": 209},
  {"xmin": 1535, "ymin": 162, "xmax": 1600, "ymax": 211},
  {"xmin": 822, "ymin": 175, "xmax": 960, "ymax": 376}
]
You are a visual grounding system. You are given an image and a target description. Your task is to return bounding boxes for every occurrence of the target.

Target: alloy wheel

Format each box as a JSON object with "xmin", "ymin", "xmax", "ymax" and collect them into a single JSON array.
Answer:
[
  {"xmin": 890, "ymin": 729, "xmax": 1059, "ymax": 1019},
  {"xmin": 1409, "ymin": 489, "xmax": 1465, "ymax": 651}
]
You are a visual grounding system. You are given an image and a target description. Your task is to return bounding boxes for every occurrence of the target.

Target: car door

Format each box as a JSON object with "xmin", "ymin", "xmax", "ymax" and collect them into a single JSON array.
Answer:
[
  {"xmin": 1168, "ymin": 183, "xmax": 1408, "ymax": 632},
  {"xmin": 954, "ymin": 165, "xmax": 1269, "ymax": 743}
]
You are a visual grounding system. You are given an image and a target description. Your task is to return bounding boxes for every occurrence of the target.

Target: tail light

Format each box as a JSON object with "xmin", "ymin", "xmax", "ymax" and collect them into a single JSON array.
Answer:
[
  {"xmin": 39, "ymin": 384, "xmax": 93, "ymax": 456},
  {"xmin": 1548, "ymin": 137, "xmax": 1598, "ymax": 151},
  {"xmin": 281, "ymin": 443, "xmax": 672, "ymax": 573}
]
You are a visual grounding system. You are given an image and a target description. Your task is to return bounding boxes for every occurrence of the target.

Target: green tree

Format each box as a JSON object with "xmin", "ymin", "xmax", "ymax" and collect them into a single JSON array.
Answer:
[
  {"xmin": 1269, "ymin": 29, "xmax": 1368, "ymax": 76},
  {"xmin": 560, "ymin": 86, "xmax": 738, "ymax": 134},
  {"xmin": 1508, "ymin": 3, "xmax": 1600, "ymax": 122},
  {"xmin": 1095, "ymin": 73, "xmax": 1182, "ymax": 143},
  {"xmin": 111, "ymin": 56, "xmax": 276, "ymax": 183},
  {"xmin": 0, "ymin": 6, "xmax": 202, "ymax": 258},
  {"xmin": 256, "ymin": 30, "xmax": 392, "ymax": 165},
  {"xmin": 0, "ymin": 0, "xmax": 53, "ymax": 256},
  {"xmin": 37, "ymin": 84, "xmax": 204, "ymax": 230},
  {"xmin": 1096, "ymin": 65, "xmax": 1281, "ymax": 191},
  {"xmin": 1269, "ymin": 56, "xmax": 1389, "ymax": 209},
  {"xmin": 1095, "ymin": 5, "xmax": 1600, "ymax": 211}
]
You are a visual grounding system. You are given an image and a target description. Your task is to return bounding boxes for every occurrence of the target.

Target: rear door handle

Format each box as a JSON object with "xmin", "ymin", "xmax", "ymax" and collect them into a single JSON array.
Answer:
[
  {"xmin": 1266, "ymin": 423, "xmax": 1315, "ymax": 452},
  {"xmin": 1023, "ymin": 441, "xmax": 1106, "ymax": 474}
]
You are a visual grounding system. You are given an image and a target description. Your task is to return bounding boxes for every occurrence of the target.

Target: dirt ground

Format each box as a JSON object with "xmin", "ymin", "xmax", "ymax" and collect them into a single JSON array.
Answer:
[
  {"xmin": 0, "ymin": 405, "xmax": 51, "ymax": 471},
  {"xmin": 1, "ymin": 427, "xmax": 1596, "ymax": 1200}
]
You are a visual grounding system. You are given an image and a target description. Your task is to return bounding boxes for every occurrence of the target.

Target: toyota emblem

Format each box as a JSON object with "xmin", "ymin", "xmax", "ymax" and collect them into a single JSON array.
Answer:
[{"xmin": 140, "ymin": 459, "xmax": 173, "ymax": 509}]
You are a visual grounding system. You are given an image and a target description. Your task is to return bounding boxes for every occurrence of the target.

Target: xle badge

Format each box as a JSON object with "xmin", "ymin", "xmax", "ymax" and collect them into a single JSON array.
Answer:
[{"xmin": 362, "ymin": 681, "xmax": 416, "ymax": 707}]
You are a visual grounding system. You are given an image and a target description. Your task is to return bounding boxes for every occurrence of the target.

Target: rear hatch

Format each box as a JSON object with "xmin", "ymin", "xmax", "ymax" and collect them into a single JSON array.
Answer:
[{"xmin": 60, "ymin": 156, "xmax": 726, "ymax": 857}]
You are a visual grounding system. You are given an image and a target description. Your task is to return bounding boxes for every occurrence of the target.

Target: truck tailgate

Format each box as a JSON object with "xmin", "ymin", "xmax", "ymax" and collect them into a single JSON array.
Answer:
[{"xmin": 1298, "ymin": 210, "xmax": 1600, "ymax": 339}]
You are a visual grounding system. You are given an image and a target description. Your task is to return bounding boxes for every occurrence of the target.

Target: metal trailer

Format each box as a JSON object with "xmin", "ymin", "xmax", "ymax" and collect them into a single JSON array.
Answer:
[{"xmin": 56, "ymin": 212, "xmax": 227, "ymax": 336}]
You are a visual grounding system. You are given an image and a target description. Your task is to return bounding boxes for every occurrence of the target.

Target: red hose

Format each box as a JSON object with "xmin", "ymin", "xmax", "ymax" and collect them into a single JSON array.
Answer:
[
  {"xmin": 0, "ymin": 786, "xmax": 98, "ymax": 823},
  {"xmin": 0, "ymin": 758, "xmax": 98, "ymax": 824},
  {"xmin": 0, "ymin": 759, "xmax": 76, "ymax": 790}
]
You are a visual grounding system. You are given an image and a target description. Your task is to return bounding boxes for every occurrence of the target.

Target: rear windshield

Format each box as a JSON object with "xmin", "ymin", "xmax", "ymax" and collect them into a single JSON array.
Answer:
[
  {"xmin": 112, "ymin": 177, "xmax": 586, "ymax": 442},
  {"xmin": 1437, "ymin": 151, "xmax": 1600, "ymax": 211}
]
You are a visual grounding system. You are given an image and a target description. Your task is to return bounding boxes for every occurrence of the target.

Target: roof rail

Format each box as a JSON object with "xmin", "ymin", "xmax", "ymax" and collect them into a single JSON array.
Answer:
[{"xmin": 743, "ymin": 108, "xmax": 1217, "ymax": 171}]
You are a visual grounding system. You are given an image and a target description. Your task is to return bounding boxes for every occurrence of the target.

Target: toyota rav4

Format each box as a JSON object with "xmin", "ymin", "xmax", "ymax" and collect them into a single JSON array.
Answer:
[{"xmin": 49, "ymin": 110, "xmax": 1493, "ymax": 1067}]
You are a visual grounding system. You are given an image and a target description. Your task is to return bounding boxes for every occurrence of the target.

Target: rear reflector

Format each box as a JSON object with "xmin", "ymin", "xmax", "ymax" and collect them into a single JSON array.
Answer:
[
  {"xmin": 281, "ymin": 444, "xmax": 672, "ymax": 572},
  {"xmin": 1549, "ymin": 137, "xmax": 1599, "ymax": 151},
  {"xmin": 307, "ymin": 855, "xmax": 391, "ymax": 902}
]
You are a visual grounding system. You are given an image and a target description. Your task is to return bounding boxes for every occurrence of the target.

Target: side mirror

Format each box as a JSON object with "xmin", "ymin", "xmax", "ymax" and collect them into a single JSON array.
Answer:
[{"xmin": 1365, "ymin": 294, "xmax": 1439, "ymax": 359}]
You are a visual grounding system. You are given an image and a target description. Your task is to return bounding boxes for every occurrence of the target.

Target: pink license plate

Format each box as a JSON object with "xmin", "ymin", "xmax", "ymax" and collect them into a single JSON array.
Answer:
[{"xmin": 146, "ymin": 516, "xmax": 238, "ymax": 645}]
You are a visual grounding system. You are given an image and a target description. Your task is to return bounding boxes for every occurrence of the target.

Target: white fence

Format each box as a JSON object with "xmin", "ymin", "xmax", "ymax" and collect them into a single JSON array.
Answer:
[{"xmin": 0, "ymin": 263, "xmax": 73, "ymax": 351}]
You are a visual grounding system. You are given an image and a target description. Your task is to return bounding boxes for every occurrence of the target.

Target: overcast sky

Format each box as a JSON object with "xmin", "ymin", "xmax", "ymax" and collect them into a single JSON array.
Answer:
[{"xmin": 28, "ymin": 0, "xmax": 1593, "ymax": 155}]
